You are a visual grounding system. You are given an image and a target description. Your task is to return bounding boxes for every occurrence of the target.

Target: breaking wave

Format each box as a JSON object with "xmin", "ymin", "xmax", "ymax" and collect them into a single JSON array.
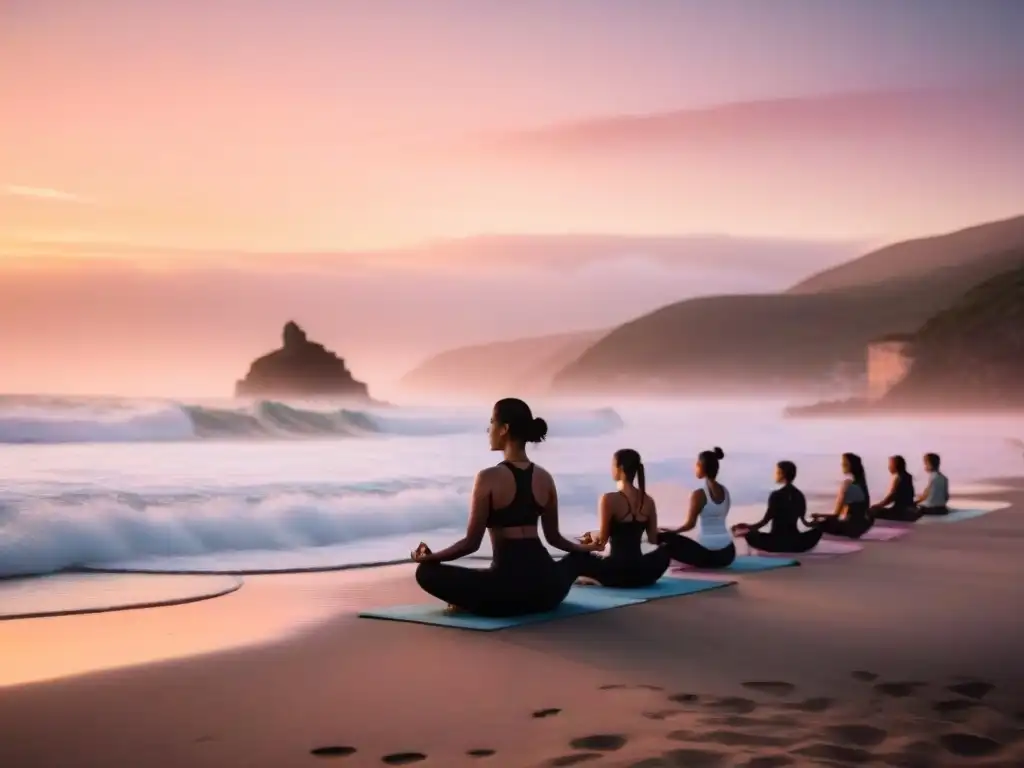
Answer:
[{"xmin": 0, "ymin": 396, "xmax": 624, "ymax": 445}]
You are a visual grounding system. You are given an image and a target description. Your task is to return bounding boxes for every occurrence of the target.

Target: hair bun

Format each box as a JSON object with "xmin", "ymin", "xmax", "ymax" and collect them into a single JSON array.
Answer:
[
  {"xmin": 528, "ymin": 416, "xmax": 549, "ymax": 444},
  {"xmin": 713, "ymin": 446, "xmax": 725, "ymax": 460}
]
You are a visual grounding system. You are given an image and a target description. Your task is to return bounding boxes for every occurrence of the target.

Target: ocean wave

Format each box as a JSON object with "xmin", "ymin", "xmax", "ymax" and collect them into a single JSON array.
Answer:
[
  {"xmin": 0, "ymin": 477, "xmax": 615, "ymax": 578},
  {"xmin": 0, "ymin": 395, "xmax": 624, "ymax": 444}
]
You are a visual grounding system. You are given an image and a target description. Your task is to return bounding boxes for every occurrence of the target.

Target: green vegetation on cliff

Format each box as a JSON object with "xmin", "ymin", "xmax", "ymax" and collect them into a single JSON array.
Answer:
[{"xmin": 884, "ymin": 258, "xmax": 1024, "ymax": 406}]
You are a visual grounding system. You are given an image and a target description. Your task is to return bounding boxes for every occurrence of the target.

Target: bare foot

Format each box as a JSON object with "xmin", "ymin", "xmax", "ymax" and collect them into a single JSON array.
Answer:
[{"xmin": 575, "ymin": 577, "xmax": 602, "ymax": 586}]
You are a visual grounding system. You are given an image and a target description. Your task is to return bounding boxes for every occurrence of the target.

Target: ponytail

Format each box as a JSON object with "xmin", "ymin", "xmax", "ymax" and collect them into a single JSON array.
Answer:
[{"xmin": 636, "ymin": 462, "xmax": 646, "ymax": 515}]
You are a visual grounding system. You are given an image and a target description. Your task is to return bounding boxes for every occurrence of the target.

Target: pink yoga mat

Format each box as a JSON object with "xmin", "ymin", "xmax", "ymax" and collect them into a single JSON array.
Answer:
[{"xmin": 856, "ymin": 526, "xmax": 911, "ymax": 542}]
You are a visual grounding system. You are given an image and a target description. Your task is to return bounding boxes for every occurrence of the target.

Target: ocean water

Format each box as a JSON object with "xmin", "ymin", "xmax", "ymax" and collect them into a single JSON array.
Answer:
[{"xmin": 0, "ymin": 395, "xmax": 1021, "ymax": 579}]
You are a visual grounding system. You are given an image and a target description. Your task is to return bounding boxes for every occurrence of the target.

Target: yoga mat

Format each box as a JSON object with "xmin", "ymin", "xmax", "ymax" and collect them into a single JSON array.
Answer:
[
  {"xmin": 574, "ymin": 577, "xmax": 735, "ymax": 602},
  {"xmin": 359, "ymin": 586, "xmax": 645, "ymax": 632},
  {"xmin": 858, "ymin": 525, "xmax": 911, "ymax": 541},
  {"xmin": 671, "ymin": 555, "xmax": 799, "ymax": 574},
  {"xmin": 918, "ymin": 508, "xmax": 994, "ymax": 525},
  {"xmin": 753, "ymin": 539, "xmax": 862, "ymax": 558}
]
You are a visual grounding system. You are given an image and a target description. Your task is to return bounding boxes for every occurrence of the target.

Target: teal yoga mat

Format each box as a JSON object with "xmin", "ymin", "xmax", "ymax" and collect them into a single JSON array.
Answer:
[
  {"xmin": 918, "ymin": 508, "xmax": 992, "ymax": 524},
  {"xmin": 574, "ymin": 577, "xmax": 735, "ymax": 602},
  {"xmin": 672, "ymin": 555, "xmax": 799, "ymax": 574},
  {"xmin": 359, "ymin": 586, "xmax": 645, "ymax": 631}
]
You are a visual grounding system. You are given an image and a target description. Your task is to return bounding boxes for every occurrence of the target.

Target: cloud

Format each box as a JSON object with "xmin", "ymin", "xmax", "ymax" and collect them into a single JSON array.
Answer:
[{"xmin": 2, "ymin": 185, "xmax": 94, "ymax": 205}]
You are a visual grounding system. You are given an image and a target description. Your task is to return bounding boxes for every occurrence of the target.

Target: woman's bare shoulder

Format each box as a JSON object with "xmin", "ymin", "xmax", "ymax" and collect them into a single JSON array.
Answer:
[{"xmin": 531, "ymin": 463, "xmax": 556, "ymax": 487}]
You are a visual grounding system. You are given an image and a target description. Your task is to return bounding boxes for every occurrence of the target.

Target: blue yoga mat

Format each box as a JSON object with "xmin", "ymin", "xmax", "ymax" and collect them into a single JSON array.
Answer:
[
  {"xmin": 575, "ymin": 577, "xmax": 735, "ymax": 602},
  {"xmin": 918, "ymin": 508, "xmax": 991, "ymax": 525},
  {"xmin": 673, "ymin": 555, "xmax": 799, "ymax": 574},
  {"xmin": 359, "ymin": 586, "xmax": 644, "ymax": 631}
]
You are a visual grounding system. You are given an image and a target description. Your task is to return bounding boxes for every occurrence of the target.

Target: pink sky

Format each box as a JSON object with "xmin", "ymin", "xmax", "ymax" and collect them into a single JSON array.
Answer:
[{"xmin": 1, "ymin": 1, "xmax": 1023, "ymax": 394}]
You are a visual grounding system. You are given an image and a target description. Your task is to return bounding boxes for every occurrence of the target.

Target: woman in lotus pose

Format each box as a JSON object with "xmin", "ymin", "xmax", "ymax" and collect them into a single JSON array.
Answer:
[
  {"xmin": 810, "ymin": 452, "xmax": 874, "ymax": 539},
  {"xmin": 411, "ymin": 398, "xmax": 591, "ymax": 617},
  {"xmin": 570, "ymin": 449, "xmax": 671, "ymax": 588},
  {"xmin": 871, "ymin": 455, "xmax": 920, "ymax": 522},
  {"xmin": 732, "ymin": 460, "xmax": 823, "ymax": 553},
  {"xmin": 658, "ymin": 447, "xmax": 737, "ymax": 569}
]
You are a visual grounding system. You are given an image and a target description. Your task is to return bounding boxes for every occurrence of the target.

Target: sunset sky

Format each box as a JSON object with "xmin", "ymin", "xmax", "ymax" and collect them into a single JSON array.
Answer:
[{"xmin": 2, "ymin": 1, "xmax": 1023, "ymax": 395}]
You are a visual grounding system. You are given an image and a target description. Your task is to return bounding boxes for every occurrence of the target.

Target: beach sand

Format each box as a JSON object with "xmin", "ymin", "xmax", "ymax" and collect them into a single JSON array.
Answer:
[{"xmin": 1, "ymin": 481, "xmax": 1023, "ymax": 768}]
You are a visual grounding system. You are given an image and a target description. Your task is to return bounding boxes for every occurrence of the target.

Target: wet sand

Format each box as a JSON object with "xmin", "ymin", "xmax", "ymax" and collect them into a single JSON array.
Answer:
[{"xmin": 1, "ymin": 479, "xmax": 1022, "ymax": 768}]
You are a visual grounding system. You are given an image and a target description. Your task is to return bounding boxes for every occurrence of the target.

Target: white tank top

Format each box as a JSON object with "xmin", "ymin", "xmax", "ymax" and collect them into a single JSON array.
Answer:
[{"xmin": 697, "ymin": 480, "xmax": 732, "ymax": 550}]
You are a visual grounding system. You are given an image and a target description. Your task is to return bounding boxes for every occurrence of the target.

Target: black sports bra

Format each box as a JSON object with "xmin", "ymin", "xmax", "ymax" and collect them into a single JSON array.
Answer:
[
  {"xmin": 607, "ymin": 491, "xmax": 647, "ymax": 557},
  {"xmin": 487, "ymin": 462, "xmax": 544, "ymax": 528}
]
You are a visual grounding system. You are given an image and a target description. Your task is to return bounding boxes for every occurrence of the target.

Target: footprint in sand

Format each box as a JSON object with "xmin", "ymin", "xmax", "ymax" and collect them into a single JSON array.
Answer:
[
  {"xmin": 851, "ymin": 670, "xmax": 879, "ymax": 682},
  {"xmin": 628, "ymin": 750, "xmax": 728, "ymax": 768},
  {"xmin": 600, "ymin": 683, "xmax": 664, "ymax": 692},
  {"xmin": 741, "ymin": 681, "xmax": 796, "ymax": 697},
  {"xmin": 568, "ymin": 734, "xmax": 628, "ymax": 752},
  {"xmin": 822, "ymin": 724, "xmax": 888, "ymax": 748},
  {"xmin": 699, "ymin": 714, "xmax": 799, "ymax": 729},
  {"xmin": 642, "ymin": 708, "xmax": 682, "ymax": 721},
  {"xmin": 932, "ymin": 698, "xmax": 983, "ymax": 716},
  {"xmin": 739, "ymin": 758, "xmax": 794, "ymax": 768},
  {"xmin": 547, "ymin": 754, "xmax": 602, "ymax": 767},
  {"xmin": 532, "ymin": 708, "xmax": 562, "ymax": 719},
  {"xmin": 381, "ymin": 753, "xmax": 427, "ymax": 765},
  {"xmin": 311, "ymin": 746, "xmax": 357, "ymax": 758},
  {"xmin": 702, "ymin": 696, "xmax": 758, "ymax": 715},
  {"xmin": 669, "ymin": 730, "xmax": 800, "ymax": 749},
  {"xmin": 781, "ymin": 697, "xmax": 833, "ymax": 713},
  {"xmin": 791, "ymin": 743, "xmax": 874, "ymax": 764},
  {"xmin": 873, "ymin": 681, "xmax": 927, "ymax": 698},
  {"xmin": 466, "ymin": 748, "xmax": 496, "ymax": 758},
  {"xmin": 947, "ymin": 681, "xmax": 995, "ymax": 700},
  {"xmin": 658, "ymin": 748, "xmax": 728, "ymax": 767},
  {"xmin": 667, "ymin": 692, "xmax": 700, "ymax": 705},
  {"xmin": 938, "ymin": 733, "xmax": 1004, "ymax": 758}
]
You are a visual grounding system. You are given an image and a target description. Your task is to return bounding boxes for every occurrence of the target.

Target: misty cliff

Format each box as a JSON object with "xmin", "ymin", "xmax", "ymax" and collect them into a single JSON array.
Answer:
[
  {"xmin": 882, "ymin": 260, "xmax": 1024, "ymax": 407},
  {"xmin": 399, "ymin": 330, "xmax": 604, "ymax": 399},
  {"xmin": 235, "ymin": 322, "xmax": 373, "ymax": 400},
  {"xmin": 549, "ymin": 214, "xmax": 1024, "ymax": 395}
]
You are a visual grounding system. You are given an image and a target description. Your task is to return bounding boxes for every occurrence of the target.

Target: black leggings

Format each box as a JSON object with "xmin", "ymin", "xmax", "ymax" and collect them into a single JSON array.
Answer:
[
  {"xmin": 744, "ymin": 526, "xmax": 823, "ymax": 554},
  {"xmin": 659, "ymin": 532, "xmax": 736, "ymax": 569},
  {"xmin": 567, "ymin": 547, "xmax": 671, "ymax": 588},
  {"xmin": 415, "ymin": 541, "xmax": 577, "ymax": 617},
  {"xmin": 873, "ymin": 505, "xmax": 923, "ymax": 523},
  {"xmin": 817, "ymin": 515, "xmax": 874, "ymax": 539},
  {"xmin": 919, "ymin": 505, "xmax": 949, "ymax": 516}
]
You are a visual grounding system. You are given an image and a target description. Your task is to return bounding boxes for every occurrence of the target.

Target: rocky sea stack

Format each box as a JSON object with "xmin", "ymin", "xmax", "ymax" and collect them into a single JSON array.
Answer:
[{"xmin": 235, "ymin": 322, "xmax": 372, "ymax": 400}]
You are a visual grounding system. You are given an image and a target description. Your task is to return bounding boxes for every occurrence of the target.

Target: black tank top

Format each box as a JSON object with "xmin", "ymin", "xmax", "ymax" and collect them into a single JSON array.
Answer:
[
  {"xmin": 487, "ymin": 462, "xmax": 544, "ymax": 528},
  {"xmin": 893, "ymin": 473, "xmax": 915, "ymax": 508},
  {"xmin": 607, "ymin": 491, "xmax": 647, "ymax": 560}
]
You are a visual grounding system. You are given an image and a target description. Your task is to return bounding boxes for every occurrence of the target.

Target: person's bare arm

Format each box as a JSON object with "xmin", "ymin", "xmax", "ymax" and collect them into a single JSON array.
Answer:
[
  {"xmin": 539, "ymin": 473, "xmax": 593, "ymax": 554},
  {"xmin": 664, "ymin": 489, "xmax": 703, "ymax": 533},
  {"xmin": 873, "ymin": 477, "xmax": 897, "ymax": 509},
  {"xmin": 915, "ymin": 477, "xmax": 933, "ymax": 505},
  {"xmin": 812, "ymin": 481, "xmax": 849, "ymax": 521},
  {"xmin": 740, "ymin": 490, "xmax": 776, "ymax": 533},
  {"xmin": 415, "ymin": 470, "xmax": 489, "ymax": 563},
  {"xmin": 645, "ymin": 497, "xmax": 660, "ymax": 545},
  {"xmin": 589, "ymin": 494, "xmax": 614, "ymax": 549}
]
